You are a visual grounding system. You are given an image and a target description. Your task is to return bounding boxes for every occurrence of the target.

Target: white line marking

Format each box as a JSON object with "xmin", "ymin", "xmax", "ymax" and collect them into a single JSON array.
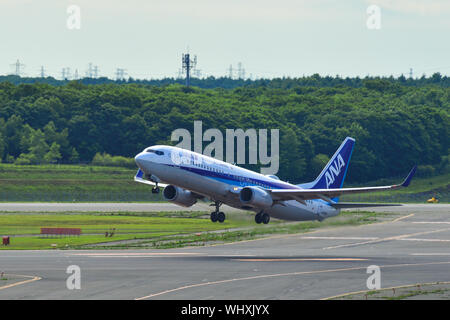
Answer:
[
  {"xmin": 69, "ymin": 252, "xmax": 202, "ymax": 256},
  {"xmin": 323, "ymin": 228, "xmax": 450, "ymax": 250},
  {"xmin": 412, "ymin": 222, "xmax": 450, "ymax": 225},
  {"xmin": 410, "ymin": 253, "xmax": 450, "ymax": 256},
  {"xmin": 300, "ymin": 236, "xmax": 379, "ymax": 240},
  {"xmin": 135, "ymin": 261, "xmax": 450, "ymax": 300},
  {"xmin": 398, "ymin": 238, "xmax": 450, "ymax": 242}
]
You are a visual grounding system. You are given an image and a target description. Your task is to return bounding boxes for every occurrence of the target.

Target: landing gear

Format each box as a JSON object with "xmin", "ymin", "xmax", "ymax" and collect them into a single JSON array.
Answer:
[
  {"xmin": 255, "ymin": 212, "xmax": 270, "ymax": 224},
  {"xmin": 151, "ymin": 185, "xmax": 160, "ymax": 194},
  {"xmin": 210, "ymin": 201, "xmax": 225, "ymax": 223}
]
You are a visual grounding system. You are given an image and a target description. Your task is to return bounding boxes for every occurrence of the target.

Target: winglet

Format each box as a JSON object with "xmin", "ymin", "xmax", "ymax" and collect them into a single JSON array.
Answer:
[
  {"xmin": 136, "ymin": 169, "xmax": 144, "ymax": 179},
  {"xmin": 401, "ymin": 165, "xmax": 417, "ymax": 187}
]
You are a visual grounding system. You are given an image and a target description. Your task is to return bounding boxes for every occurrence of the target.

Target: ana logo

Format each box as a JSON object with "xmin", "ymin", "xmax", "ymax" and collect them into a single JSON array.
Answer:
[{"xmin": 325, "ymin": 154, "xmax": 345, "ymax": 188}]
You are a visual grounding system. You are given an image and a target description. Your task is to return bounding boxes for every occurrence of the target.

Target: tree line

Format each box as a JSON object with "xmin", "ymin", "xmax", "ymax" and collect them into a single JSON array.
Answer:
[{"xmin": 0, "ymin": 78, "xmax": 448, "ymax": 183}]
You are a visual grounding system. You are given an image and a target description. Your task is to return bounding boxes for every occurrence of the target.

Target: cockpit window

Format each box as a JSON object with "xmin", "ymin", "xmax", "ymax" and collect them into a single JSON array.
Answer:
[{"xmin": 145, "ymin": 148, "xmax": 164, "ymax": 155}]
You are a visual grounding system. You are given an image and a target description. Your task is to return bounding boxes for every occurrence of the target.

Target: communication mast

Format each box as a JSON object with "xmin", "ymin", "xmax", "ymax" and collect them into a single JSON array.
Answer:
[{"xmin": 182, "ymin": 53, "xmax": 197, "ymax": 87}]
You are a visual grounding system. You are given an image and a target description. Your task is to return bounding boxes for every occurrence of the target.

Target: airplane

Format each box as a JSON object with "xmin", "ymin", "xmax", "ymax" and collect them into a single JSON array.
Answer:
[{"xmin": 134, "ymin": 137, "xmax": 417, "ymax": 224}]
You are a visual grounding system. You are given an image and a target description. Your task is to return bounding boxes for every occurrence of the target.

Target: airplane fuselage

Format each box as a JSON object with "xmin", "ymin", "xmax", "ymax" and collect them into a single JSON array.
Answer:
[{"xmin": 135, "ymin": 145, "xmax": 339, "ymax": 221}]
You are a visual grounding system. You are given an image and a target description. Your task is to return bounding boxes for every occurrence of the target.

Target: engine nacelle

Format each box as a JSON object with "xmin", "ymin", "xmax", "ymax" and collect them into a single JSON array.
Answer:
[
  {"xmin": 163, "ymin": 185, "xmax": 197, "ymax": 207},
  {"xmin": 239, "ymin": 186, "xmax": 273, "ymax": 208}
]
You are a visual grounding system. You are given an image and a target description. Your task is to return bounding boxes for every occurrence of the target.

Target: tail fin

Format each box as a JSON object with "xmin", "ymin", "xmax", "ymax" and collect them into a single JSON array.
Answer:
[{"xmin": 299, "ymin": 137, "xmax": 355, "ymax": 190}]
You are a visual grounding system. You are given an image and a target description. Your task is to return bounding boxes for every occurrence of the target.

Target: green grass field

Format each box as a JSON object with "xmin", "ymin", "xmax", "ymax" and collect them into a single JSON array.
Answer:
[
  {"xmin": 0, "ymin": 163, "xmax": 448, "ymax": 202},
  {"xmin": 0, "ymin": 210, "xmax": 394, "ymax": 250},
  {"xmin": 0, "ymin": 212, "xmax": 257, "ymax": 250},
  {"xmin": 0, "ymin": 164, "xmax": 162, "ymax": 202}
]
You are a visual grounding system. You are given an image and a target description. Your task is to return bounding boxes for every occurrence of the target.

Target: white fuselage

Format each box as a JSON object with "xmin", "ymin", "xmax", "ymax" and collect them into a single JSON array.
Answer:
[{"xmin": 135, "ymin": 145, "xmax": 340, "ymax": 221}]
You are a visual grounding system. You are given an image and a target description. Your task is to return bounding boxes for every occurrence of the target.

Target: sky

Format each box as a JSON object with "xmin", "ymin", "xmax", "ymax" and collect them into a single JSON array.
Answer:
[{"xmin": 0, "ymin": 0, "xmax": 449, "ymax": 80}]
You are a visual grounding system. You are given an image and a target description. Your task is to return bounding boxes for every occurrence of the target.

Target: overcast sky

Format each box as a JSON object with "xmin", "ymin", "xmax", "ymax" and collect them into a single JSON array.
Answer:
[{"xmin": 1, "ymin": 0, "xmax": 449, "ymax": 79}]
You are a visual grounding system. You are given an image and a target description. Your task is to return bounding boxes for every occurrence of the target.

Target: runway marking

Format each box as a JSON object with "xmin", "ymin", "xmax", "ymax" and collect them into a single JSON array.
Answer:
[
  {"xmin": 391, "ymin": 213, "xmax": 415, "ymax": 223},
  {"xmin": 323, "ymin": 227, "xmax": 450, "ymax": 250},
  {"xmin": 410, "ymin": 253, "xmax": 450, "ymax": 256},
  {"xmin": 0, "ymin": 274, "xmax": 41, "ymax": 291},
  {"xmin": 232, "ymin": 258, "xmax": 369, "ymax": 262},
  {"xmin": 321, "ymin": 280, "xmax": 450, "ymax": 300},
  {"xmin": 135, "ymin": 261, "xmax": 450, "ymax": 300},
  {"xmin": 68, "ymin": 252, "xmax": 256, "ymax": 258},
  {"xmin": 179, "ymin": 213, "xmax": 418, "ymax": 250},
  {"xmin": 412, "ymin": 221, "xmax": 450, "ymax": 225},
  {"xmin": 69, "ymin": 252, "xmax": 203, "ymax": 257},
  {"xmin": 299, "ymin": 236, "xmax": 379, "ymax": 240},
  {"xmin": 398, "ymin": 238, "xmax": 450, "ymax": 242}
]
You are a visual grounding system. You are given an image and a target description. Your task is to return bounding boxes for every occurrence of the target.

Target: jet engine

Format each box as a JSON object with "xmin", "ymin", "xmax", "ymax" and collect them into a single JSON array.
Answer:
[
  {"xmin": 162, "ymin": 185, "xmax": 198, "ymax": 207},
  {"xmin": 239, "ymin": 186, "xmax": 273, "ymax": 208}
]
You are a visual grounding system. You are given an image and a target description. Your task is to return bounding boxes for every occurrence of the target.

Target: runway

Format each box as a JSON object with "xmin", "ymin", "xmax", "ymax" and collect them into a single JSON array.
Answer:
[
  {"xmin": 0, "ymin": 204, "xmax": 449, "ymax": 299},
  {"xmin": 0, "ymin": 202, "xmax": 447, "ymax": 214}
]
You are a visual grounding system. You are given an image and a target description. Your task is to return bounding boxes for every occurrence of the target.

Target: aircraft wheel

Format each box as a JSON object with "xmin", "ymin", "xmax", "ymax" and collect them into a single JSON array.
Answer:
[
  {"xmin": 210, "ymin": 211, "xmax": 218, "ymax": 223},
  {"xmin": 218, "ymin": 212, "xmax": 225, "ymax": 223},
  {"xmin": 255, "ymin": 212, "xmax": 263, "ymax": 224},
  {"xmin": 151, "ymin": 187, "xmax": 160, "ymax": 194},
  {"xmin": 262, "ymin": 213, "xmax": 270, "ymax": 224}
]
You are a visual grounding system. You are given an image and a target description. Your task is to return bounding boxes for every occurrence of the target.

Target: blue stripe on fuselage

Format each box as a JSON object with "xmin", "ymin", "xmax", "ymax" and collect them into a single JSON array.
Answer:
[{"xmin": 167, "ymin": 164, "xmax": 299, "ymax": 190}]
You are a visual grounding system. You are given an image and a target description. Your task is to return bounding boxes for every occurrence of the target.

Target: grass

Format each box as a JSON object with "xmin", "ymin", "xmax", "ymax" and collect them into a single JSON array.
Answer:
[
  {"xmin": 0, "ymin": 210, "xmax": 391, "ymax": 250},
  {"xmin": 334, "ymin": 282, "xmax": 450, "ymax": 300},
  {"xmin": 0, "ymin": 163, "xmax": 162, "ymax": 202},
  {"xmin": 0, "ymin": 163, "xmax": 448, "ymax": 202},
  {"xmin": 0, "ymin": 211, "xmax": 255, "ymax": 250}
]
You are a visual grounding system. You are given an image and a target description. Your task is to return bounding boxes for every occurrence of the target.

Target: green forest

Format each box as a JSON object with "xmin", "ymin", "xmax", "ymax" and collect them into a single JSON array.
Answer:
[{"xmin": 0, "ymin": 75, "xmax": 448, "ymax": 184}]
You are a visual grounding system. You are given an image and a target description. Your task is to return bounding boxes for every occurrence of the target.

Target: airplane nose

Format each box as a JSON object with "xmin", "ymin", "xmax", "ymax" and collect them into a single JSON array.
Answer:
[{"xmin": 135, "ymin": 153, "xmax": 145, "ymax": 168}]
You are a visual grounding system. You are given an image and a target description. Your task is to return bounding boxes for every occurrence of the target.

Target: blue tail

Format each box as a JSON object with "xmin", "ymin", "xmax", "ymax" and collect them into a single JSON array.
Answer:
[{"xmin": 298, "ymin": 137, "xmax": 355, "ymax": 191}]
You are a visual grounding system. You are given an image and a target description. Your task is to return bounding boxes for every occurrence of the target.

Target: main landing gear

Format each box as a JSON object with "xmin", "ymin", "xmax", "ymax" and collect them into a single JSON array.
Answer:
[
  {"xmin": 255, "ymin": 211, "xmax": 270, "ymax": 224},
  {"xmin": 210, "ymin": 201, "xmax": 225, "ymax": 223}
]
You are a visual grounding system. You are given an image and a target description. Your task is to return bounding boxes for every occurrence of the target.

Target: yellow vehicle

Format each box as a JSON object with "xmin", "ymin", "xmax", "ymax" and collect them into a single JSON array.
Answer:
[{"xmin": 427, "ymin": 197, "xmax": 439, "ymax": 203}]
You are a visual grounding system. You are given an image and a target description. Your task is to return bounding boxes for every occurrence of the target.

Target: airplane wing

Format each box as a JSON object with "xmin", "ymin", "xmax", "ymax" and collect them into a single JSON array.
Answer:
[
  {"xmin": 268, "ymin": 166, "xmax": 417, "ymax": 204},
  {"xmin": 134, "ymin": 169, "xmax": 169, "ymax": 187}
]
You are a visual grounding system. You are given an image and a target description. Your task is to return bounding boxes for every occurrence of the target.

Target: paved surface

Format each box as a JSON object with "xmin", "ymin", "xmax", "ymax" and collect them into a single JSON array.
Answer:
[
  {"xmin": 0, "ymin": 202, "xmax": 243, "ymax": 213},
  {"xmin": 0, "ymin": 202, "xmax": 447, "ymax": 214},
  {"xmin": 0, "ymin": 204, "xmax": 449, "ymax": 300}
]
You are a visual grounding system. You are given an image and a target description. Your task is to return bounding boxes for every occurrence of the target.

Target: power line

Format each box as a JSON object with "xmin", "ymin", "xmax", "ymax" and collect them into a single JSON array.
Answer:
[
  {"xmin": 10, "ymin": 59, "xmax": 25, "ymax": 76},
  {"xmin": 93, "ymin": 65, "xmax": 99, "ymax": 78},
  {"xmin": 61, "ymin": 67, "xmax": 71, "ymax": 80},
  {"xmin": 115, "ymin": 68, "xmax": 127, "ymax": 81}
]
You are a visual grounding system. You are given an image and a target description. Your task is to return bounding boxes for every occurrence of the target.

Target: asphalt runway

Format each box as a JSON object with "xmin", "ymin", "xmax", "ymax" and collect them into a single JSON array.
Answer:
[
  {"xmin": 0, "ymin": 202, "xmax": 447, "ymax": 214},
  {"xmin": 0, "ymin": 204, "xmax": 449, "ymax": 300}
]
